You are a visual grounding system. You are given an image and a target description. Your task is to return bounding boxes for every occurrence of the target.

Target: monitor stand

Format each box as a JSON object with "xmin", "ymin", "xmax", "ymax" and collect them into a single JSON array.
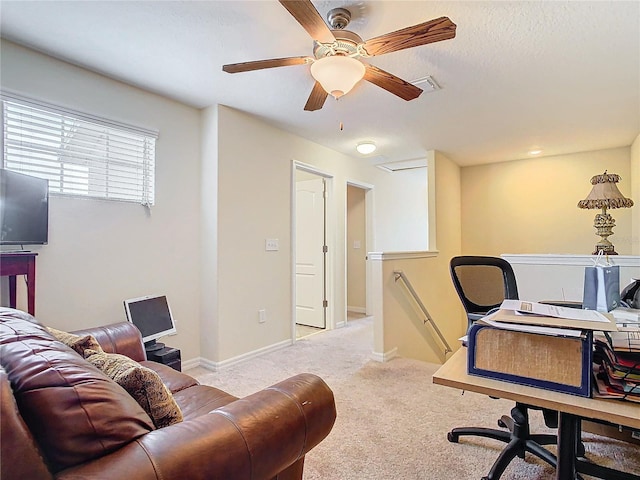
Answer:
[{"xmin": 144, "ymin": 340, "xmax": 165, "ymax": 352}]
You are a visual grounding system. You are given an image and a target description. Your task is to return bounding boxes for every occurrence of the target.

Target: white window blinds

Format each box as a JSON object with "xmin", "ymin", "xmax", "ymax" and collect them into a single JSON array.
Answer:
[{"xmin": 1, "ymin": 94, "xmax": 157, "ymax": 206}]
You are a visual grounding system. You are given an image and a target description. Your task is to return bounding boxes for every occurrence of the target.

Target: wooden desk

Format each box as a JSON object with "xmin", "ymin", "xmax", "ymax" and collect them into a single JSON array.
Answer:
[
  {"xmin": 0, "ymin": 252, "xmax": 37, "ymax": 315},
  {"xmin": 433, "ymin": 349, "xmax": 640, "ymax": 480}
]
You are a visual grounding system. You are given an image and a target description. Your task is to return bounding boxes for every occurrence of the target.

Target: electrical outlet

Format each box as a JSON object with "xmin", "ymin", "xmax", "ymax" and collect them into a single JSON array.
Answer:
[
  {"xmin": 265, "ymin": 238, "xmax": 279, "ymax": 251},
  {"xmin": 258, "ymin": 309, "xmax": 266, "ymax": 323}
]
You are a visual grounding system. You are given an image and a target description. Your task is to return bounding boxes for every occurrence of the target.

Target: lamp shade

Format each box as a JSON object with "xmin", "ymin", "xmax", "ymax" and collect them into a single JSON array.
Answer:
[
  {"xmin": 577, "ymin": 172, "xmax": 634, "ymax": 210},
  {"xmin": 310, "ymin": 56, "xmax": 365, "ymax": 99}
]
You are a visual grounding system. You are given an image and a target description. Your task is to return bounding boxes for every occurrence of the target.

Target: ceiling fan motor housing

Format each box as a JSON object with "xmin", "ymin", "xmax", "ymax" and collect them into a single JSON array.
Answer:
[
  {"xmin": 313, "ymin": 29, "xmax": 364, "ymax": 59},
  {"xmin": 327, "ymin": 8, "xmax": 351, "ymax": 29}
]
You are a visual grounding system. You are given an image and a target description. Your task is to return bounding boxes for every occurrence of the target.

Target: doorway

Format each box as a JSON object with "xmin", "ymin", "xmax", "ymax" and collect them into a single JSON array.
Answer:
[
  {"xmin": 293, "ymin": 164, "xmax": 333, "ymax": 338},
  {"xmin": 346, "ymin": 182, "xmax": 372, "ymax": 322}
]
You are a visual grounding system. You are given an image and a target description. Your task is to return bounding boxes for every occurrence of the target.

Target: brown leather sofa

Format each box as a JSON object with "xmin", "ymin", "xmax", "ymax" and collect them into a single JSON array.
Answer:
[{"xmin": 0, "ymin": 307, "xmax": 336, "ymax": 479}]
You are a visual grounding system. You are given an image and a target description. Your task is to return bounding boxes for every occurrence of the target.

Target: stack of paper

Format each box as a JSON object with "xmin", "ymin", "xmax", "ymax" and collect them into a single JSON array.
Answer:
[
  {"xmin": 611, "ymin": 307, "xmax": 640, "ymax": 329},
  {"xmin": 486, "ymin": 300, "xmax": 618, "ymax": 332},
  {"xmin": 592, "ymin": 336, "xmax": 640, "ymax": 403}
]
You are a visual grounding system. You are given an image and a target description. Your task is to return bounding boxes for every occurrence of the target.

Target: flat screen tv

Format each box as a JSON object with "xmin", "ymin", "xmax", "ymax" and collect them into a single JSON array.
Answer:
[
  {"xmin": 124, "ymin": 294, "xmax": 176, "ymax": 351},
  {"xmin": 0, "ymin": 169, "xmax": 49, "ymax": 246}
]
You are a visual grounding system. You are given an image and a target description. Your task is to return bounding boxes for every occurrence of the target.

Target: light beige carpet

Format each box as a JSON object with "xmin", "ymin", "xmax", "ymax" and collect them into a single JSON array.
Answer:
[{"xmin": 188, "ymin": 316, "xmax": 640, "ymax": 479}]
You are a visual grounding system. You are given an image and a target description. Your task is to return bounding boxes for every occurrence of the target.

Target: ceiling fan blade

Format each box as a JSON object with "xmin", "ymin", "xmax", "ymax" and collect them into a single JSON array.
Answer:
[
  {"xmin": 304, "ymin": 81, "xmax": 329, "ymax": 111},
  {"xmin": 279, "ymin": 0, "xmax": 336, "ymax": 44},
  {"xmin": 363, "ymin": 64, "xmax": 423, "ymax": 101},
  {"xmin": 223, "ymin": 56, "xmax": 310, "ymax": 73},
  {"xmin": 362, "ymin": 16, "xmax": 456, "ymax": 57}
]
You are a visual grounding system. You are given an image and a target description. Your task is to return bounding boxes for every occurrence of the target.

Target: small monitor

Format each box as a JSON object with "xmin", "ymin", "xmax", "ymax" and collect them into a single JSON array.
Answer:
[{"xmin": 124, "ymin": 295, "xmax": 176, "ymax": 351}]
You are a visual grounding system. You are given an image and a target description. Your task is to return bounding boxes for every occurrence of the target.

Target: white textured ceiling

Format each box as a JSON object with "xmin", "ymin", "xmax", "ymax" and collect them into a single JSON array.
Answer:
[{"xmin": 1, "ymin": 1, "xmax": 638, "ymax": 166}]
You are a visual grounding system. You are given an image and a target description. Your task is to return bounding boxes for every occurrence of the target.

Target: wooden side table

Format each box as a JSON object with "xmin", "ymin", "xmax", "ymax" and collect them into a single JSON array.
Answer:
[{"xmin": 0, "ymin": 252, "xmax": 37, "ymax": 315}]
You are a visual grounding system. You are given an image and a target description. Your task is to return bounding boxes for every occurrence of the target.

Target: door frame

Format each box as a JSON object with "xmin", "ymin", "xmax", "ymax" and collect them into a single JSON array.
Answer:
[
  {"xmin": 291, "ymin": 161, "xmax": 335, "ymax": 339},
  {"xmin": 345, "ymin": 179, "xmax": 375, "ymax": 321}
]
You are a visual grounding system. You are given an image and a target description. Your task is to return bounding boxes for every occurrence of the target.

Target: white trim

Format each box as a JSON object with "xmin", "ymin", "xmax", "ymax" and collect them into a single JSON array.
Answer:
[
  {"xmin": 368, "ymin": 250, "xmax": 439, "ymax": 261},
  {"xmin": 188, "ymin": 340, "xmax": 293, "ymax": 372},
  {"xmin": 502, "ymin": 254, "xmax": 640, "ymax": 267},
  {"xmin": 345, "ymin": 179, "xmax": 375, "ymax": 322},
  {"xmin": 181, "ymin": 357, "xmax": 202, "ymax": 371},
  {"xmin": 426, "ymin": 152, "xmax": 437, "ymax": 251},
  {"xmin": 371, "ymin": 347, "xmax": 398, "ymax": 363},
  {"xmin": 347, "ymin": 306, "xmax": 367, "ymax": 314},
  {"xmin": 291, "ymin": 161, "xmax": 335, "ymax": 337}
]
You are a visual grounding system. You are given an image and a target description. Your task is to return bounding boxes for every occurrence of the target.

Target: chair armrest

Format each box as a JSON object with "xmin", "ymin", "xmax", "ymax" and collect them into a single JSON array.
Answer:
[
  {"xmin": 71, "ymin": 322, "xmax": 146, "ymax": 362},
  {"xmin": 56, "ymin": 373, "xmax": 336, "ymax": 480}
]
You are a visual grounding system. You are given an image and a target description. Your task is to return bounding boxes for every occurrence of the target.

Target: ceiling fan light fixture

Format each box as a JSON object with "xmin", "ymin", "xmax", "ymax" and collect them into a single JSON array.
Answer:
[
  {"xmin": 356, "ymin": 141, "xmax": 377, "ymax": 155},
  {"xmin": 310, "ymin": 56, "xmax": 365, "ymax": 99}
]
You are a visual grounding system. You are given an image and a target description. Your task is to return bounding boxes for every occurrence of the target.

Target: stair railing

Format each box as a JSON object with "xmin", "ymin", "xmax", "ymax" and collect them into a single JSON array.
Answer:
[{"xmin": 393, "ymin": 270, "xmax": 453, "ymax": 356}]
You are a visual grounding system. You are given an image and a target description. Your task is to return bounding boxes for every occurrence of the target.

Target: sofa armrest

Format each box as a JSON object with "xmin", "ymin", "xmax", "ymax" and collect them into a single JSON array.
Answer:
[
  {"xmin": 56, "ymin": 373, "xmax": 336, "ymax": 480},
  {"xmin": 71, "ymin": 322, "xmax": 146, "ymax": 362}
]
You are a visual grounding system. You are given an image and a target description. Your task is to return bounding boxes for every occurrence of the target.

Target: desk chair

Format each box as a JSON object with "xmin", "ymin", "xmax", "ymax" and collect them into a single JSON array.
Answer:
[{"xmin": 448, "ymin": 256, "xmax": 558, "ymax": 480}]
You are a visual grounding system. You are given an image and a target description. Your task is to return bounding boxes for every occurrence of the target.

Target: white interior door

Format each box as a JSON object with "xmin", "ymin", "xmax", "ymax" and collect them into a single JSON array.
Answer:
[{"xmin": 295, "ymin": 177, "xmax": 326, "ymax": 328}]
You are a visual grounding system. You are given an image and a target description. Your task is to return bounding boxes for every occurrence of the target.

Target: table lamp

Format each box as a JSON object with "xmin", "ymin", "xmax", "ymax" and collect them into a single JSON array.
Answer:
[{"xmin": 577, "ymin": 171, "xmax": 633, "ymax": 255}]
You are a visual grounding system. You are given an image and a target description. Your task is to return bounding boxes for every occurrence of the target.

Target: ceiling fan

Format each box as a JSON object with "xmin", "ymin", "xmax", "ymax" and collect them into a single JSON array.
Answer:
[{"xmin": 222, "ymin": 0, "xmax": 456, "ymax": 111}]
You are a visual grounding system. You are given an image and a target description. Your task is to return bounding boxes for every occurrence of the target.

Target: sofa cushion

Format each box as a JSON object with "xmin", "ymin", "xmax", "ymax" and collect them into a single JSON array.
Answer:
[
  {"xmin": 84, "ymin": 348, "xmax": 183, "ymax": 428},
  {"xmin": 0, "ymin": 309, "xmax": 154, "ymax": 473},
  {"xmin": 142, "ymin": 360, "xmax": 199, "ymax": 393},
  {"xmin": 172, "ymin": 384, "xmax": 238, "ymax": 420}
]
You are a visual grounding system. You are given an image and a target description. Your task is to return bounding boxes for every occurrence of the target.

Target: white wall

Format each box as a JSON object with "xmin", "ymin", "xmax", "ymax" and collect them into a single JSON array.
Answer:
[
  {"xmin": 632, "ymin": 133, "xmax": 640, "ymax": 255},
  {"xmin": 374, "ymin": 168, "xmax": 429, "ymax": 252},
  {"xmin": 0, "ymin": 41, "xmax": 203, "ymax": 361}
]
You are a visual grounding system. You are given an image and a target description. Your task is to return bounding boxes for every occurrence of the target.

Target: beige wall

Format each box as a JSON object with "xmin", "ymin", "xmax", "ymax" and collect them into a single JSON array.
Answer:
[
  {"xmin": 0, "ymin": 41, "xmax": 203, "ymax": 361},
  {"xmin": 347, "ymin": 185, "xmax": 366, "ymax": 312},
  {"xmin": 461, "ymin": 147, "xmax": 634, "ymax": 256},
  {"xmin": 631, "ymin": 134, "xmax": 640, "ymax": 255},
  {"xmin": 203, "ymin": 106, "xmax": 433, "ymax": 363},
  {"xmin": 380, "ymin": 152, "xmax": 464, "ymax": 364},
  {"xmin": 1, "ymin": 41, "xmax": 436, "ymax": 367}
]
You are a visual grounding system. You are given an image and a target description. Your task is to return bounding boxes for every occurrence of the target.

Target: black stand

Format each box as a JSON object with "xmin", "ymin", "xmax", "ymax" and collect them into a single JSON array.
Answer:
[
  {"xmin": 144, "ymin": 340, "xmax": 165, "ymax": 352},
  {"xmin": 145, "ymin": 344, "xmax": 181, "ymax": 372}
]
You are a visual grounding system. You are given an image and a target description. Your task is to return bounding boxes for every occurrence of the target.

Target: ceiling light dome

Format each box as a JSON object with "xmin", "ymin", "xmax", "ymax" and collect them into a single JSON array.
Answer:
[
  {"xmin": 310, "ymin": 56, "xmax": 365, "ymax": 99},
  {"xmin": 356, "ymin": 142, "xmax": 377, "ymax": 155}
]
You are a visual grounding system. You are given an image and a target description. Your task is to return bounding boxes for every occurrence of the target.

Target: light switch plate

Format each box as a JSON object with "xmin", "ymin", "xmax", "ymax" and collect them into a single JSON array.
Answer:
[{"xmin": 265, "ymin": 238, "xmax": 279, "ymax": 251}]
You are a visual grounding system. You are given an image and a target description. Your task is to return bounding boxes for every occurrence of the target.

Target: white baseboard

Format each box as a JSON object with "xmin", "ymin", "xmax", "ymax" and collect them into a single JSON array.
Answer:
[
  {"xmin": 371, "ymin": 347, "xmax": 398, "ymax": 363},
  {"xmin": 186, "ymin": 339, "xmax": 293, "ymax": 372},
  {"xmin": 181, "ymin": 357, "xmax": 203, "ymax": 371},
  {"xmin": 347, "ymin": 306, "xmax": 367, "ymax": 314}
]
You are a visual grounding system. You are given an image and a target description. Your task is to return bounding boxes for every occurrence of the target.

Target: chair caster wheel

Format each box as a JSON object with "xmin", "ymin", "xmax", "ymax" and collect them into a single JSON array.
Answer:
[
  {"xmin": 498, "ymin": 419, "xmax": 506, "ymax": 428},
  {"xmin": 447, "ymin": 432, "xmax": 459, "ymax": 443}
]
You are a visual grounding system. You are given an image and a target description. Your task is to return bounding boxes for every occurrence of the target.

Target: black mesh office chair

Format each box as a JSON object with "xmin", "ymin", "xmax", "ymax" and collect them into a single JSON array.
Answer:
[{"xmin": 448, "ymin": 256, "xmax": 558, "ymax": 480}]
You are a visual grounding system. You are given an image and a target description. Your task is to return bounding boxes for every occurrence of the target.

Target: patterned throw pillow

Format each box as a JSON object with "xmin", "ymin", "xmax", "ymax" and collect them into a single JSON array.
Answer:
[
  {"xmin": 47, "ymin": 325, "xmax": 183, "ymax": 428},
  {"xmin": 83, "ymin": 348, "xmax": 183, "ymax": 428},
  {"xmin": 46, "ymin": 326, "xmax": 102, "ymax": 356}
]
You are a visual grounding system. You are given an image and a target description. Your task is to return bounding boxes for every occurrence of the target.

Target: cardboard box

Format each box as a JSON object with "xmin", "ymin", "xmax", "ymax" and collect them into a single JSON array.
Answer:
[
  {"xmin": 582, "ymin": 420, "xmax": 640, "ymax": 446},
  {"xmin": 467, "ymin": 323, "xmax": 593, "ymax": 397}
]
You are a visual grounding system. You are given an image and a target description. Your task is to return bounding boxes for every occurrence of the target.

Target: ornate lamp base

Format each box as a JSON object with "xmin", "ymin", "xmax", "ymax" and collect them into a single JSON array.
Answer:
[{"xmin": 592, "ymin": 211, "xmax": 618, "ymax": 255}]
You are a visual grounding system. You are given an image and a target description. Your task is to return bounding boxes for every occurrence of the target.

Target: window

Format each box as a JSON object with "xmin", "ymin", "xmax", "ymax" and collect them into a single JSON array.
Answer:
[{"xmin": 1, "ymin": 93, "xmax": 157, "ymax": 206}]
